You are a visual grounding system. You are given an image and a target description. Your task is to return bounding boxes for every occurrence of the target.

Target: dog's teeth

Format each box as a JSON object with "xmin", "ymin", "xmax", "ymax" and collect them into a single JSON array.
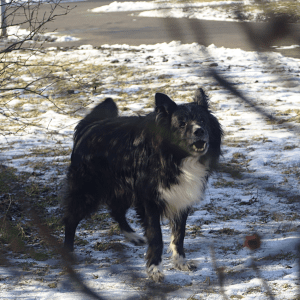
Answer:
[{"xmin": 192, "ymin": 142, "xmax": 207, "ymax": 152}]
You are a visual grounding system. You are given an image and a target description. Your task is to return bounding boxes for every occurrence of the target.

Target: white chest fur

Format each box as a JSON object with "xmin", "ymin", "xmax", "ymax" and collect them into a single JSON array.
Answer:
[{"xmin": 159, "ymin": 156, "xmax": 209, "ymax": 218}]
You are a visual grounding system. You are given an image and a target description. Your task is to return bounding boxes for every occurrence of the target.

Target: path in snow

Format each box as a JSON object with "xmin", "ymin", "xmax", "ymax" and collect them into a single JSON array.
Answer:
[{"xmin": 4, "ymin": 0, "xmax": 300, "ymax": 59}]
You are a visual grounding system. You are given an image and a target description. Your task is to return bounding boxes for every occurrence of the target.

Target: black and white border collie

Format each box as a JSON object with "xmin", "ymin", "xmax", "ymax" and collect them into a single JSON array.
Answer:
[{"xmin": 63, "ymin": 88, "xmax": 222, "ymax": 282}]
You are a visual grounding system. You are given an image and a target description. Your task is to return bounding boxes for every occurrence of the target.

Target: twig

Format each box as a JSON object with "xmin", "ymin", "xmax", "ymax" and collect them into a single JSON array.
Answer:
[
  {"xmin": 250, "ymin": 256, "xmax": 275, "ymax": 300},
  {"xmin": 210, "ymin": 244, "xmax": 229, "ymax": 300}
]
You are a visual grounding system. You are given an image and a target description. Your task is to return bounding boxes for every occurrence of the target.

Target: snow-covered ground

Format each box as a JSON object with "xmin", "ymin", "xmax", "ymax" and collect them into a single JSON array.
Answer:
[
  {"xmin": 2, "ymin": 25, "xmax": 80, "ymax": 43},
  {"xmin": 89, "ymin": 0, "xmax": 281, "ymax": 22},
  {"xmin": 1, "ymin": 1, "xmax": 300, "ymax": 300}
]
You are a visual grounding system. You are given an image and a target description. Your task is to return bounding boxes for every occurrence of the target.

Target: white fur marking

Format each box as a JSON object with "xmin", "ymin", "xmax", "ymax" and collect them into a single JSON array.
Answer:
[
  {"xmin": 173, "ymin": 253, "xmax": 186, "ymax": 265},
  {"xmin": 159, "ymin": 156, "xmax": 209, "ymax": 217},
  {"xmin": 170, "ymin": 235, "xmax": 197, "ymax": 271},
  {"xmin": 169, "ymin": 234, "xmax": 182, "ymax": 262},
  {"xmin": 147, "ymin": 262, "xmax": 164, "ymax": 282},
  {"xmin": 169, "ymin": 235, "xmax": 177, "ymax": 254},
  {"xmin": 123, "ymin": 231, "xmax": 145, "ymax": 245},
  {"xmin": 169, "ymin": 234, "xmax": 180, "ymax": 257}
]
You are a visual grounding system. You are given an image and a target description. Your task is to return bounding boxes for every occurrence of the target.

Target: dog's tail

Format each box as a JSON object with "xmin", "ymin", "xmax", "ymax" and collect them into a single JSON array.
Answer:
[{"xmin": 74, "ymin": 98, "xmax": 118, "ymax": 140}]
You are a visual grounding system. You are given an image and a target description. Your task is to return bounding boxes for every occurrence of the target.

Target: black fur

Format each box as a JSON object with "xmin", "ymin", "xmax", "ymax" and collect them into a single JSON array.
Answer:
[{"xmin": 63, "ymin": 89, "xmax": 222, "ymax": 282}]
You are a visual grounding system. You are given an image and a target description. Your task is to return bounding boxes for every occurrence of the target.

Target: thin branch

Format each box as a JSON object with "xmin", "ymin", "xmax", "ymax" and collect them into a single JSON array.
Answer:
[
  {"xmin": 250, "ymin": 257, "xmax": 275, "ymax": 300},
  {"xmin": 210, "ymin": 245, "xmax": 229, "ymax": 300}
]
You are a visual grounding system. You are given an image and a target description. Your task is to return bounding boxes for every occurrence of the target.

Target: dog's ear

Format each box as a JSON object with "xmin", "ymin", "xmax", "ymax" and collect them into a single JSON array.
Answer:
[
  {"xmin": 194, "ymin": 88, "xmax": 209, "ymax": 109},
  {"xmin": 98, "ymin": 98, "xmax": 118, "ymax": 118},
  {"xmin": 155, "ymin": 93, "xmax": 177, "ymax": 116},
  {"xmin": 86, "ymin": 98, "xmax": 118, "ymax": 121}
]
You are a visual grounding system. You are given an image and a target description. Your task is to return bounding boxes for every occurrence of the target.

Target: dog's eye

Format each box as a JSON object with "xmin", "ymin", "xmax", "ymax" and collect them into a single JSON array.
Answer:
[{"xmin": 179, "ymin": 121, "xmax": 186, "ymax": 128}]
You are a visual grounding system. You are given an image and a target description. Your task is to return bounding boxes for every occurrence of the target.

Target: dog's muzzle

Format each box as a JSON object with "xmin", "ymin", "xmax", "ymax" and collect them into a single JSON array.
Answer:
[
  {"xmin": 190, "ymin": 125, "xmax": 209, "ymax": 155},
  {"xmin": 191, "ymin": 140, "xmax": 208, "ymax": 153}
]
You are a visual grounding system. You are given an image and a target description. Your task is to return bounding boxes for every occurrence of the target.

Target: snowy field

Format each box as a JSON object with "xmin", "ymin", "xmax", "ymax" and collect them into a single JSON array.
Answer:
[
  {"xmin": 89, "ymin": 0, "xmax": 246, "ymax": 22},
  {"xmin": 1, "ymin": 1, "xmax": 300, "ymax": 300},
  {"xmin": 1, "ymin": 25, "xmax": 80, "ymax": 43},
  {"xmin": 90, "ymin": 0, "xmax": 300, "ymax": 23}
]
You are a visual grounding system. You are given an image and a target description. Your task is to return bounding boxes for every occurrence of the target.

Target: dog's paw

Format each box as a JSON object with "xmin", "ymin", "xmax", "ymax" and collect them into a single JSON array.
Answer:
[
  {"xmin": 173, "ymin": 254, "xmax": 197, "ymax": 271},
  {"xmin": 123, "ymin": 231, "xmax": 146, "ymax": 246},
  {"xmin": 147, "ymin": 263, "xmax": 164, "ymax": 282}
]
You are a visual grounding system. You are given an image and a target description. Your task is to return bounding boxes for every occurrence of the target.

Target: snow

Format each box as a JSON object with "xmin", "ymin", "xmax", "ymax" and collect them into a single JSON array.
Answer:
[
  {"xmin": 6, "ymin": 0, "xmax": 86, "ymax": 3},
  {"xmin": 90, "ymin": 1, "xmax": 242, "ymax": 13},
  {"xmin": 4, "ymin": 26, "xmax": 80, "ymax": 43},
  {"xmin": 274, "ymin": 45, "xmax": 300, "ymax": 50},
  {"xmin": 1, "ymin": 0, "xmax": 300, "ymax": 299},
  {"xmin": 90, "ymin": 0, "xmax": 262, "ymax": 22}
]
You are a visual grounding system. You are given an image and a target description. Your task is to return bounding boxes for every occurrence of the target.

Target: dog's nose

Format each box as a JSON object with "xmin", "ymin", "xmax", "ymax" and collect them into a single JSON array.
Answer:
[{"xmin": 194, "ymin": 127, "xmax": 205, "ymax": 137}]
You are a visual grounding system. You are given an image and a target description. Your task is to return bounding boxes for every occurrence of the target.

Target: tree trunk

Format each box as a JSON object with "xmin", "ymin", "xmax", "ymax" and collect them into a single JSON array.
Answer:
[{"xmin": 1, "ymin": 0, "xmax": 7, "ymax": 37}]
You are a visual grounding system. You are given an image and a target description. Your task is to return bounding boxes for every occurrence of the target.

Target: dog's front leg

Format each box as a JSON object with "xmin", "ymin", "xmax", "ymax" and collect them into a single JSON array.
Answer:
[
  {"xmin": 170, "ymin": 210, "xmax": 197, "ymax": 271},
  {"xmin": 144, "ymin": 202, "xmax": 164, "ymax": 282}
]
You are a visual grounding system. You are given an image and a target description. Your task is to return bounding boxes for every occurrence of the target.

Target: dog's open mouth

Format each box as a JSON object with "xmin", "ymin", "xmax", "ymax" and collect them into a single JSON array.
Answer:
[{"xmin": 191, "ymin": 140, "xmax": 207, "ymax": 153}]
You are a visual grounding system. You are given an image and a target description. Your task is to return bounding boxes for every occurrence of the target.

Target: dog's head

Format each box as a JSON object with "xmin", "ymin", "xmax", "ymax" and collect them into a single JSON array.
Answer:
[{"xmin": 155, "ymin": 89, "xmax": 211, "ymax": 156}]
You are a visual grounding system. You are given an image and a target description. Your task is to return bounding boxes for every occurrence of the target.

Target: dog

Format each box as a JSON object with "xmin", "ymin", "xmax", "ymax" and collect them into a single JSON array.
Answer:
[{"xmin": 63, "ymin": 88, "xmax": 222, "ymax": 282}]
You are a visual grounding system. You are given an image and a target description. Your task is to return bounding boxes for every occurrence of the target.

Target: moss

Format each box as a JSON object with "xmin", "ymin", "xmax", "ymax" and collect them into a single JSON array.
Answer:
[
  {"xmin": 189, "ymin": 225, "xmax": 202, "ymax": 237},
  {"xmin": 261, "ymin": 251, "xmax": 298, "ymax": 261},
  {"xmin": 108, "ymin": 224, "xmax": 121, "ymax": 236},
  {"xmin": 287, "ymin": 196, "xmax": 299, "ymax": 204},
  {"xmin": 0, "ymin": 220, "xmax": 26, "ymax": 253},
  {"xmin": 213, "ymin": 179, "xmax": 235, "ymax": 188},
  {"xmin": 48, "ymin": 282, "xmax": 57, "ymax": 288},
  {"xmin": 219, "ymin": 163, "xmax": 244, "ymax": 179},
  {"xmin": 232, "ymin": 152, "xmax": 246, "ymax": 160},
  {"xmin": 25, "ymin": 182, "xmax": 42, "ymax": 196},
  {"xmin": 20, "ymin": 262, "xmax": 37, "ymax": 271},
  {"xmin": 245, "ymin": 286, "xmax": 261, "ymax": 294},
  {"xmin": 258, "ymin": 176, "xmax": 269, "ymax": 180},
  {"xmin": 284, "ymin": 145, "xmax": 297, "ymax": 150},
  {"xmin": 45, "ymin": 216, "xmax": 63, "ymax": 232},
  {"xmin": 74, "ymin": 237, "xmax": 89, "ymax": 247},
  {"xmin": 94, "ymin": 241, "xmax": 127, "ymax": 252},
  {"xmin": 210, "ymin": 228, "xmax": 240, "ymax": 235},
  {"xmin": 0, "ymin": 166, "xmax": 18, "ymax": 193},
  {"xmin": 30, "ymin": 251, "xmax": 50, "ymax": 261}
]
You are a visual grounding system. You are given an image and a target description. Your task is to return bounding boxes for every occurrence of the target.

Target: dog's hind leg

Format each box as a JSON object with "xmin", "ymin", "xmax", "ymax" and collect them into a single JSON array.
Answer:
[
  {"xmin": 110, "ymin": 205, "xmax": 145, "ymax": 246},
  {"xmin": 64, "ymin": 216, "xmax": 81, "ymax": 252},
  {"xmin": 170, "ymin": 210, "xmax": 197, "ymax": 271},
  {"xmin": 63, "ymin": 191, "xmax": 98, "ymax": 252}
]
